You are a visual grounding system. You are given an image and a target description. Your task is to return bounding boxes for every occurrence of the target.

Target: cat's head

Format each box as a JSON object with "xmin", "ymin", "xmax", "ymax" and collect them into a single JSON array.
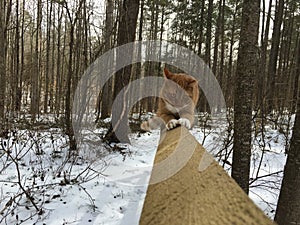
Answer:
[{"xmin": 161, "ymin": 68, "xmax": 199, "ymax": 108}]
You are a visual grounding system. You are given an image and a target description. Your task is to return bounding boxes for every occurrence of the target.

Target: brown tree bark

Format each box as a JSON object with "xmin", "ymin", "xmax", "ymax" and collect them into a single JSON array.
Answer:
[
  {"xmin": 134, "ymin": 0, "xmax": 144, "ymax": 115},
  {"xmin": 0, "ymin": 0, "xmax": 12, "ymax": 133},
  {"xmin": 100, "ymin": 0, "xmax": 115, "ymax": 120},
  {"xmin": 198, "ymin": 0, "xmax": 213, "ymax": 113},
  {"xmin": 266, "ymin": 0, "xmax": 284, "ymax": 112},
  {"xmin": 20, "ymin": 0, "xmax": 26, "ymax": 112},
  {"xmin": 291, "ymin": 35, "xmax": 300, "ymax": 113},
  {"xmin": 30, "ymin": 0, "xmax": 42, "ymax": 122},
  {"xmin": 232, "ymin": 0, "xmax": 260, "ymax": 194},
  {"xmin": 12, "ymin": 0, "xmax": 20, "ymax": 114},
  {"xmin": 55, "ymin": 5, "xmax": 63, "ymax": 116},
  {"xmin": 44, "ymin": 0, "xmax": 52, "ymax": 113},
  {"xmin": 226, "ymin": 0, "xmax": 239, "ymax": 108},
  {"xmin": 275, "ymin": 35, "xmax": 300, "ymax": 225},
  {"xmin": 212, "ymin": 0, "xmax": 222, "ymax": 77},
  {"xmin": 205, "ymin": 0, "xmax": 213, "ymax": 67},
  {"xmin": 105, "ymin": 0, "xmax": 139, "ymax": 143},
  {"xmin": 257, "ymin": 0, "xmax": 272, "ymax": 115},
  {"xmin": 197, "ymin": 0, "xmax": 205, "ymax": 56},
  {"xmin": 64, "ymin": 0, "xmax": 85, "ymax": 152}
]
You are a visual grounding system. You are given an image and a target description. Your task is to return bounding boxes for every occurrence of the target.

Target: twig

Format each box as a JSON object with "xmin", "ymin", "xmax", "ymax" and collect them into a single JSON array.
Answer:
[
  {"xmin": 5, "ymin": 148, "xmax": 42, "ymax": 214},
  {"xmin": 249, "ymin": 170, "xmax": 283, "ymax": 185}
]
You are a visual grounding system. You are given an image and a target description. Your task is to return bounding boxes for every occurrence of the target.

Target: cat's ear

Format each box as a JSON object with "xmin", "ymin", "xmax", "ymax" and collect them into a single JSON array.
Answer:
[{"xmin": 163, "ymin": 68, "xmax": 173, "ymax": 79}]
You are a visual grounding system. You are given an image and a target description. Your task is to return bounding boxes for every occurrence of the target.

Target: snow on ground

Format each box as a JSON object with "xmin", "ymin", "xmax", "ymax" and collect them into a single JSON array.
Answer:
[
  {"xmin": 0, "ymin": 128, "xmax": 159, "ymax": 225},
  {"xmin": 0, "ymin": 114, "xmax": 290, "ymax": 224}
]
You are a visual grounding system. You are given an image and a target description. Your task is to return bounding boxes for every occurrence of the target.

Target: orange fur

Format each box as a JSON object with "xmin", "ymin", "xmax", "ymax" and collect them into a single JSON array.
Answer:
[{"xmin": 141, "ymin": 68, "xmax": 199, "ymax": 131}]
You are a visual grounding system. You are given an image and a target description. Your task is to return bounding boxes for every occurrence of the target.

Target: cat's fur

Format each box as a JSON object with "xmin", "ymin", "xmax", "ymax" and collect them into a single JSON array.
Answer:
[{"xmin": 141, "ymin": 68, "xmax": 199, "ymax": 131}]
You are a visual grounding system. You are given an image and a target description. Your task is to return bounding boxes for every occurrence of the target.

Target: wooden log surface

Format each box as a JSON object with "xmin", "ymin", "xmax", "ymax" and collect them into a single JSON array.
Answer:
[{"xmin": 139, "ymin": 127, "xmax": 276, "ymax": 225}]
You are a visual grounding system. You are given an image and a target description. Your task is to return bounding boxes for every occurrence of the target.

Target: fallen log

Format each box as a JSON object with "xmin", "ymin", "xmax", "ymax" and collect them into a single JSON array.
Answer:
[{"xmin": 139, "ymin": 127, "xmax": 276, "ymax": 225}]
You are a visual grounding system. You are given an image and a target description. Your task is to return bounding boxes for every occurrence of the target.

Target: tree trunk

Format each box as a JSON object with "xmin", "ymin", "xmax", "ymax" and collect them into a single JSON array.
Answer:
[
  {"xmin": 31, "ymin": 0, "xmax": 42, "ymax": 122},
  {"xmin": 266, "ymin": 0, "xmax": 284, "ymax": 112},
  {"xmin": 274, "ymin": 34, "xmax": 300, "ymax": 225},
  {"xmin": 0, "ymin": 0, "xmax": 11, "ymax": 131},
  {"xmin": 44, "ymin": 0, "xmax": 52, "ymax": 113},
  {"xmin": 65, "ymin": 24, "xmax": 76, "ymax": 150},
  {"xmin": 257, "ymin": 0, "xmax": 272, "ymax": 115},
  {"xmin": 197, "ymin": 0, "xmax": 205, "ymax": 56},
  {"xmin": 20, "ymin": 0, "xmax": 25, "ymax": 112},
  {"xmin": 105, "ymin": 0, "xmax": 139, "ymax": 143},
  {"xmin": 226, "ymin": 0, "xmax": 239, "ymax": 108},
  {"xmin": 198, "ymin": 0, "xmax": 213, "ymax": 113},
  {"xmin": 218, "ymin": 0, "xmax": 225, "ymax": 112},
  {"xmin": 135, "ymin": 0, "xmax": 144, "ymax": 114},
  {"xmin": 55, "ymin": 6, "xmax": 63, "ymax": 116},
  {"xmin": 205, "ymin": 0, "xmax": 213, "ymax": 67},
  {"xmin": 100, "ymin": 0, "xmax": 115, "ymax": 120},
  {"xmin": 232, "ymin": 0, "xmax": 260, "ymax": 194},
  {"xmin": 64, "ymin": 0, "xmax": 85, "ymax": 153},
  {"xmin": 212, "ymin": 0, "xmax": 222, "ymax": 77},
  {"xmin": 50, "ymin": 3, "xmax": 56, "ymax": 113},
  {"xmin": 291, "ymin": 35, "xmax": 300, "ymax": 113},
  {"xmin": 12, "ymin": 0, "xmax": 20, "ymax": 115}
]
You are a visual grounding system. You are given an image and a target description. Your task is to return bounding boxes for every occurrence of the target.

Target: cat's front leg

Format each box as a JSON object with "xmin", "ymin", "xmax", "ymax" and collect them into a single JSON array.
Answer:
[
  {"xmin": 166, "ymin": 119, "xmax": 179, "ymax": 130},
  {"xmin": 157, "ymin": 113, "xmax": 178, "ymax": 130},
  {"xmin": 178, "ymin": 112, "xmax": 194, "ymax": 129},
  {"xmin": 178, "ymin": 118, "xmax": 191, "ymax": 129}
]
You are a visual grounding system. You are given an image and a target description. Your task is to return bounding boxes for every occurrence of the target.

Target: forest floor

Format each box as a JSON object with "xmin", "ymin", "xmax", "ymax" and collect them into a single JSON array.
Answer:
[{"xmin": 0, "ymin": 113, "xmax": 291, "ymax": 225}]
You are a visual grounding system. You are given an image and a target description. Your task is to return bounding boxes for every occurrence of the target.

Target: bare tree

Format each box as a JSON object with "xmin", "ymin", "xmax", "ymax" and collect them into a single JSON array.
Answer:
[{"xmin": 64, "ymin": 0, "xmax": 85, "ymax": 152}]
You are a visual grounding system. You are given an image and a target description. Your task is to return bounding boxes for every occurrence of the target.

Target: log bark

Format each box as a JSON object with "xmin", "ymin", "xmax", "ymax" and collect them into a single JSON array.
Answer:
[{"xmin": 140, "ymin": 127, "xmax": 275, "ymax": 225}]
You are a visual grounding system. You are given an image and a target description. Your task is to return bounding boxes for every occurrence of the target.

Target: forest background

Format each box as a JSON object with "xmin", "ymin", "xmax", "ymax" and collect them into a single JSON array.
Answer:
[{"xmin": 0, "ymin": 0, "xmax": 299, "ymax": 224}]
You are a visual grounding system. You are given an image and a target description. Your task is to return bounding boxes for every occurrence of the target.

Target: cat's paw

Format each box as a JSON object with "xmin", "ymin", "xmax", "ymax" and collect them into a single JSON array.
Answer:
[
  {"xmin": 178, "ymin": 118, "xmax": 191, "ymax": 129},
  {"xmin": 166, "ymin": 119, "xmax": 179, "ymax": 130}
]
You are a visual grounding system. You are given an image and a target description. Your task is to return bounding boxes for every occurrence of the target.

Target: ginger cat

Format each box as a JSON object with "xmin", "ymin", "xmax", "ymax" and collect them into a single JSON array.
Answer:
[{"xmin": 141, "ymin": 68, "xmax": 199, "ymax": 131}]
